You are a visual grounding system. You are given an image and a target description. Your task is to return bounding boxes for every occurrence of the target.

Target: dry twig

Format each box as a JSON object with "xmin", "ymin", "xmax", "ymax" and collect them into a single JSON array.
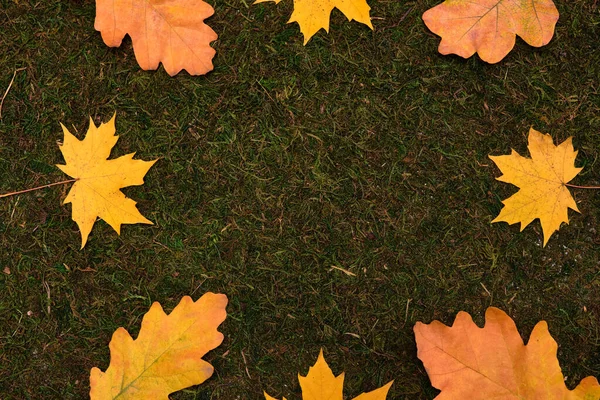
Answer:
[{"xmin": 0, "ymin": 67, "xmax": 26, "ymax": 119}]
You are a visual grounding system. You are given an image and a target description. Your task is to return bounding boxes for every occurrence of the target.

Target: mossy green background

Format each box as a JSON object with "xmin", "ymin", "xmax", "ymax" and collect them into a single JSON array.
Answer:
[{"xmin": 0, "ymin": 0, "xmax": 599, "ymax": 398}]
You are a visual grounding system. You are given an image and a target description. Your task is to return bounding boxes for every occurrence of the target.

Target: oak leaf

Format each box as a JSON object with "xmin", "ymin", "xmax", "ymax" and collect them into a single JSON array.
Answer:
[
  {"xmin": 95, "ymin": 0, "xmax": 218, "ymax": 76},
  {"xmin": 489, "ymin": 127, "xmax": 581, "ymax": 246},
  {"xmin": 57, "ymin": 114, "xmax": 157, "ymax": 248},
  {"xmin": 264, "ymin": 349, "xmax": 393, "ymax": 400},
  {"xmin": 423, "ymin": 0, "xmax": 559, "ymax": 63},
  {"xmin": 414, "ymin": 307, "xmax": 600, "ymax": 399},
  {"xmin": 90, "ymin": 293, "xmax": 228, "ymax": 400},
  {"xmin": 254, "ymin": 0, "xmax": 373, "ymax": 44}
]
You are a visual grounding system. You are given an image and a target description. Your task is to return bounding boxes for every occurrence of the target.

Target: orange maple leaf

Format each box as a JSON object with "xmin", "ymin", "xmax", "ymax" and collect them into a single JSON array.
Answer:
[
  {"xmin": 264, "ymin": 349, "xmax": 393, "ymax": 400},
  {"xmin": 422, "ymin": 0, "xmax": 559, "ymax": 63},
  {"xmin": 414, "ymin": 307, "xmax": 600, "ymax": 399},
  {"xmin": 95, "ymin": 0, "xmax": 218, "ymax": 76},
  {"xmin": 90, "ymin": 293, "xmax": 227, "ymax": 400}
]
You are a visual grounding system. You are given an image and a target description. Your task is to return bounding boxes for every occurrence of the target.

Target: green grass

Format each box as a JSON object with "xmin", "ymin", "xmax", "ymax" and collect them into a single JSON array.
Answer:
[{"xmin": 1, "ymin": 0, "xmax": 599, "ymax": 398}]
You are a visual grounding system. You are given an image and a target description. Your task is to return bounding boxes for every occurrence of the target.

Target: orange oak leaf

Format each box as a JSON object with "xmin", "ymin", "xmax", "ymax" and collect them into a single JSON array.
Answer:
[
  {"xmin": 90, "ymin": 293, "xmax": 228, "ymax": 400},
  {"xmin": 264, "ymin": 349, "xmax": 393, "ymax": 400},
  {"xmin": 57, "ymin": 114, "xmax": 157, "ymax": 248},
  {"xmin": 414, "ymin": 307, "xmax": 600, "ymax": 399},
  {"xmin": 95, "ymin": 0, "xmax": 218, "ymax": 76},
  {"xmin": 422, "ymin": 0, "xmax": 559, "ymax": 63},
  {"xmin": 489, "ymin": 127, "xmax": 582, "ymax": 246}
]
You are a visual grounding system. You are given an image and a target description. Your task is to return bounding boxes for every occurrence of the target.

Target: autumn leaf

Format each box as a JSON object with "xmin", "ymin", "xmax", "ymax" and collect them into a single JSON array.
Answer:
[
  {"xmin": 90, "ymin": 293, "xmax": 228, "ymax": 400},
  {"xmin": 264, "ymin": 349, "xmax": 393, "ymax": 400},
  {"xmin": 489, "ymin": 127, "xmax": 581, "ymax": 246},
  {"xmin": 422, "ymin": 0, "xmax": 559, "ymax": 63},
  {"xmin": 254, "ymin": 0, "xmax": 373, "ymax": 44},
  {"xmin": 95, "ymin": 0, "xmax": 218, "ymax": 76},
  {"xmin": 414, "ymin": 307, "xmax": 600, "ymax": 399},
  {"xmin": 57, "ymin": 114, "xmax": 157, "ymax": 248}
]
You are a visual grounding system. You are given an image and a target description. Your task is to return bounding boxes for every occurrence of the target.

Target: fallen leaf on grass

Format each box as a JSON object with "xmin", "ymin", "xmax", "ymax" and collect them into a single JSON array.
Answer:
[
  {"xmin": 57, "ymin": 114, "xmax": 157, "ymax": 248},
  {"xmin": 254, "ymin": 0, "xmax": 373, "ymax": 44},
  {"xmin": 423, "ymin": 0, "xmax": 559, "ymax": 63},
  {"xmin": 414, "ymin": 307, "xmax": 600, "ymax": 399},
  {"xmin": 95, "ymin": 0, "xmax": 218, "ymax": 76},
  {"xmin": 264, "ymin": 349, "xmax": 393, "ymax": 399},
  {"xmin": 90, "ymin": 293, "xmax": 228, "ymax": 400},
  {"xmin": 489, "ymin": 127, "xmax": 581, "ymax": 245}
]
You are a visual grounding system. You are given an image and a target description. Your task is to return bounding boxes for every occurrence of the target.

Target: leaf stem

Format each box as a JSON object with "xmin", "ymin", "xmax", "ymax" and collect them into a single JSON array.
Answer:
[
  {"xmin": 0, "ymin": 179, "xmax": 77, "ymax": 198},
  {"xmin": 565, "ymin": 183, "xmax": 600, "ymax": 190}
]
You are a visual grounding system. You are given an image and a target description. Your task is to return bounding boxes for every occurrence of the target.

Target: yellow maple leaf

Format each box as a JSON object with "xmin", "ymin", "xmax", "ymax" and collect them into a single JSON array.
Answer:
[
  {"xmin": 414, "ymin": 307, "xmax": 600, "ymax": 399},
  {"xmin": 422, "ymin": 0, "xmax": 559, "ymax": 63},
  {"xmin": 90, "ymin": 293, "xmax": 228, "ymax": 400},
  {"xmin": 489, "ymin": 127, "xmax": 582, "ymax": 246},
  {"xmin": 254, "ymin": 0, "xmax": 373, "ymax": 44},
  {"xmin": 57, "ymin": 114, "xmax": 157, "ymax": 248},
  {"xmin": 264, "ymin": 349, "xmax": 393, "ymax": 400},
  {"xmin": 95, "ymin": 0, "xmax": 218, "ymax": 76}
]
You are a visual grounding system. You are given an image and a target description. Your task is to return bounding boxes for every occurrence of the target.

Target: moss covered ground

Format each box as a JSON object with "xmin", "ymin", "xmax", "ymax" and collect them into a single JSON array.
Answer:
[{"xmin": 0, "ymin": 0, "xmax": 599, "ymax": 398}]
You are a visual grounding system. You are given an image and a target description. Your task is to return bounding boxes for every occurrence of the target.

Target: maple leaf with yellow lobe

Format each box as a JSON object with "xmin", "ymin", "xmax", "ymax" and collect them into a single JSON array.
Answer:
[
  {"xmin": 423, "ymin": 0, "xmax": 559, "ymax": 63},
  {"xmin": 90, "ymin": 293, "xmax": 228, "ymax": 400},
  {"xmin": 414, "ymin": 307, "xmax": 600, "ymax": 399},
  {"xmin": 489, "ymin": 127, "xmax": 582, "ymax": 246},
  {"xmin": 254, "ymin": 0, "xmax": 373, "ymax": 44},
  {"xmin": 264, "ymin": 349, "xmax": 393, "ymax": 400},
  {"xmin": 57, "ymin": 114, "xmax": 157, "ymax": 248}
]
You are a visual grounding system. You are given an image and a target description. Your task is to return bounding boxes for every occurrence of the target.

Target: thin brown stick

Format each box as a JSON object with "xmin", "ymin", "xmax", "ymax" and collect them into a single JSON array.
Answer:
[
  {"xmin": 240, "ymin": 350, "xmax": 252, "ymax": 380},
  {"xmin": 0, "ymin": 67, "xmax": 26, "ymax": 119},
  {"xmin": 0, "ymin": 179, "xmax": 77, "ymax": 198},
  {"xmin": 566, "ymin": 183, "xmax": 600, "ymax": 190}
]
